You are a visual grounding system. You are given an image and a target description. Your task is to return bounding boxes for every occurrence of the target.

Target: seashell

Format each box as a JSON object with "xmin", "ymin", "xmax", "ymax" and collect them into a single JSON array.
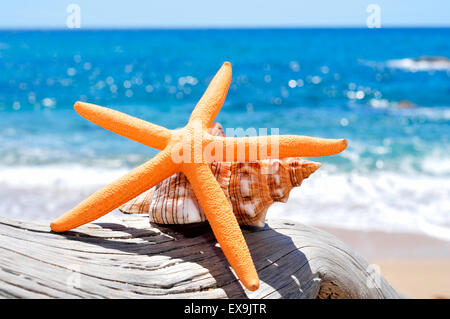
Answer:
[{"xmin": 119, "ymin": 123, "xmax": 321, "ymax": 227}]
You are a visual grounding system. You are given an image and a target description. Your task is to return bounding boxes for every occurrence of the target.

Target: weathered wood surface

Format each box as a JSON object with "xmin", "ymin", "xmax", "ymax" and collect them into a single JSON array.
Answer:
[{"xmin": 0, "ymin": 215, "xmax": 404, "ymax": 299}]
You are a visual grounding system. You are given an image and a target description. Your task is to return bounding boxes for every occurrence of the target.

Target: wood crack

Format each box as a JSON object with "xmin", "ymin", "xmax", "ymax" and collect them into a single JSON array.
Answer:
[{"xmin": 0, "ymin": 216, "xmax": 404, "ymax": 299}]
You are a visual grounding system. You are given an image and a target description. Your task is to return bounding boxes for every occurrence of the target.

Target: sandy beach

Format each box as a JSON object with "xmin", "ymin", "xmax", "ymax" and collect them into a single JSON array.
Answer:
[
  {"xmin": 320, "ymin": 226, "xmax": 450, "ymax": 298},
  {"xmin": 372, "ymin": 259, "xmax": 450, "ymax": 299}
]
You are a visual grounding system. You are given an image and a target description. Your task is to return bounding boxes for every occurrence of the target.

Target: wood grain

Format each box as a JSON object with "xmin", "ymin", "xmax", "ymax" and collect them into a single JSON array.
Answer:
[{"xmin": 0, "ymin": 215, "xmax": 404, "ymax": 299}]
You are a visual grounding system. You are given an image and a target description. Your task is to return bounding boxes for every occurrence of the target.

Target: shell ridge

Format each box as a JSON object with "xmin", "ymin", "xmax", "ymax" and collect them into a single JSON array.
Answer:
[
  {"xmin": 180, "ymin": 174, "xmax": 189, "ymax": 223},
  {"xmin": 288, "ymin": 159, "xmax": 298, "ymax": 187},
  {"xmin": 139, "ymin": 187, "xmax": 151, "ymax": 214},
  {"xmin": 160, "ymin": 176, "xmax": 171, "ymax": 224},
  {"xmin": 260, "ymin": 161, "xmax": 274, "ymax": 224},
  {"xmin": 233, "ymin": 163, "xmax": 248, "ymax": 225},
  {"xmin": 156, "ymin": 179, "xmax": 165, "ymax": 224},
  {"xmin": 166, "ymin": 175, "xmax": 175, "ymax": 224},
  {"xmin": 152, "ymin": 178, "xmax": 164, "ymax": 223},
  {"xmin": 180, "ymin": 173, "xmax": 187, "ymax": 224},
  {"xmin": 246, "ymin": 163, "xmax": 258, "ymax": 224},
  {"xmin": 149, "ymin": 185, "xmax": 157, "ymax": 222},
  {"xmin": 172, "ymin": 172, "xmax": 180, "ymax": 224}
]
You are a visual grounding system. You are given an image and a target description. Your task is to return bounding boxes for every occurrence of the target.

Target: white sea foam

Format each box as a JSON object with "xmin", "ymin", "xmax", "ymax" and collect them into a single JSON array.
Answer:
[
  {"xmin": 386, "ymin": 57, "xmax": 450, "ymax": 72},
  {"xmin": 0, "ymin": 165, "xmax": 449, "ymax": 241},
  {"xmin": 269, "ymin": 170, "xmax": 450, "ymax": 241},
  {"xmin": 398, "ymin": 107, "xmax": 450, "ymax": 121},
  {"xmin": 0, "ymin": 165, "xmax": 128, "ymax": 188},
  {"xmin": 0, "ymin": 165, "xmax": 128, "ymax": 222}
]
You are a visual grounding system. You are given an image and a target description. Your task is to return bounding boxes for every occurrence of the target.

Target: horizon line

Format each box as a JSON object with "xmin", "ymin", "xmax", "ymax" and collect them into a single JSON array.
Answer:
[{"xmin": 0, "ymin": 25, "xmax": 449, "ymax": 31}]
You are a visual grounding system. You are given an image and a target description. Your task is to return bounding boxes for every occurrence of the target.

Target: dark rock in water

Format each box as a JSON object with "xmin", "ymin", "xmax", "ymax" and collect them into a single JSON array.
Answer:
[
  {"xmin": 387, "ymin": 56, "xmax": 450, "ymax": 71},
  {"xmin": 413, "ymin": 56, "xmax": 450, "ymax": 63},
  {"xmin": 397, "ymin": 100, "xmax": 416, "ymax": 109}
]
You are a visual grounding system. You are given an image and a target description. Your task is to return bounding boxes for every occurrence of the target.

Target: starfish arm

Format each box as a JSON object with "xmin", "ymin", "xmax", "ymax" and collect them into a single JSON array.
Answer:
[
  {"xmin": 50, "ymin": 150, "xmax": 178, "ymax": 232},
  {"xmin": 74, "ymin": 102, "xmax": 172, "ymax": 150},
  {"xmin": 183, "ymin": 163, "xmax": 259, "ymax": 291},
  {"xmin": 188, "ymin": 62, "xmax": 232, "ymax": 129},
  {"xmin": 214, "ymin": 135, "xmax": 347, "ymax": 161}
]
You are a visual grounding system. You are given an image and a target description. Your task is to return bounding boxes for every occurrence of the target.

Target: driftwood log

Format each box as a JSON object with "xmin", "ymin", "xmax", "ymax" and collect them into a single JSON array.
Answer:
[{"xmin": 0, "ymin": 215, "xmax": 404, "ymax": 299}]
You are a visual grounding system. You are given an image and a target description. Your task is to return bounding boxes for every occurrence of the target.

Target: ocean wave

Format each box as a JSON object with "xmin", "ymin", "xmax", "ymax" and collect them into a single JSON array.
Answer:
[
  {"xmin": 0, "ymin": 165, "xmax": 449, "ymax": 241},
  {"xmin": 0, "ymin": 165, "xmax": 128, "ymax": 188},
  {"xmin": 269, "ymin": 170, "xmax": 450, "ymax": 241},
  {"xmin": 393, "ymin": 106, "xmax": 450, "ymax": 121},
  {"xmin": 0, "ymin": 165, "xmax": 128, "ymax": 222},
  {"xmin": 386, "ymin": 57, "xmax": 450, "ymax": 72}
]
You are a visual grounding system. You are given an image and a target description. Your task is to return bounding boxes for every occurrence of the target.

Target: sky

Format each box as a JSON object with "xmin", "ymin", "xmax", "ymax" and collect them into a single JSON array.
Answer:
[{"xmin": 0, "ymin": 0, "xmax": 449, "ymax": 29}]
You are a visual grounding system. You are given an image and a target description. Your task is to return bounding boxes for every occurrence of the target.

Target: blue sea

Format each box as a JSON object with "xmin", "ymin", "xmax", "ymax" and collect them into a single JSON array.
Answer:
[{"xmin": 0, "ymin": 28, "xmax": 449, "ymax": 239}]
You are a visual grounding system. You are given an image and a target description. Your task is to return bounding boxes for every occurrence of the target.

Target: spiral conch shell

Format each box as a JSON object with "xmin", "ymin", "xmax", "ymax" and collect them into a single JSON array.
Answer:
[{"xmin": 119, "ymin": 123, "xmax": 321, "ymax": 227}]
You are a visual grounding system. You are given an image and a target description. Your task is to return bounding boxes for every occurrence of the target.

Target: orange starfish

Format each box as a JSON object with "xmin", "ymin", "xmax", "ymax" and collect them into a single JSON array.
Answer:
[{"xmin": 50, "ymin": 62, "xmax": 347, "ymax": 291}]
